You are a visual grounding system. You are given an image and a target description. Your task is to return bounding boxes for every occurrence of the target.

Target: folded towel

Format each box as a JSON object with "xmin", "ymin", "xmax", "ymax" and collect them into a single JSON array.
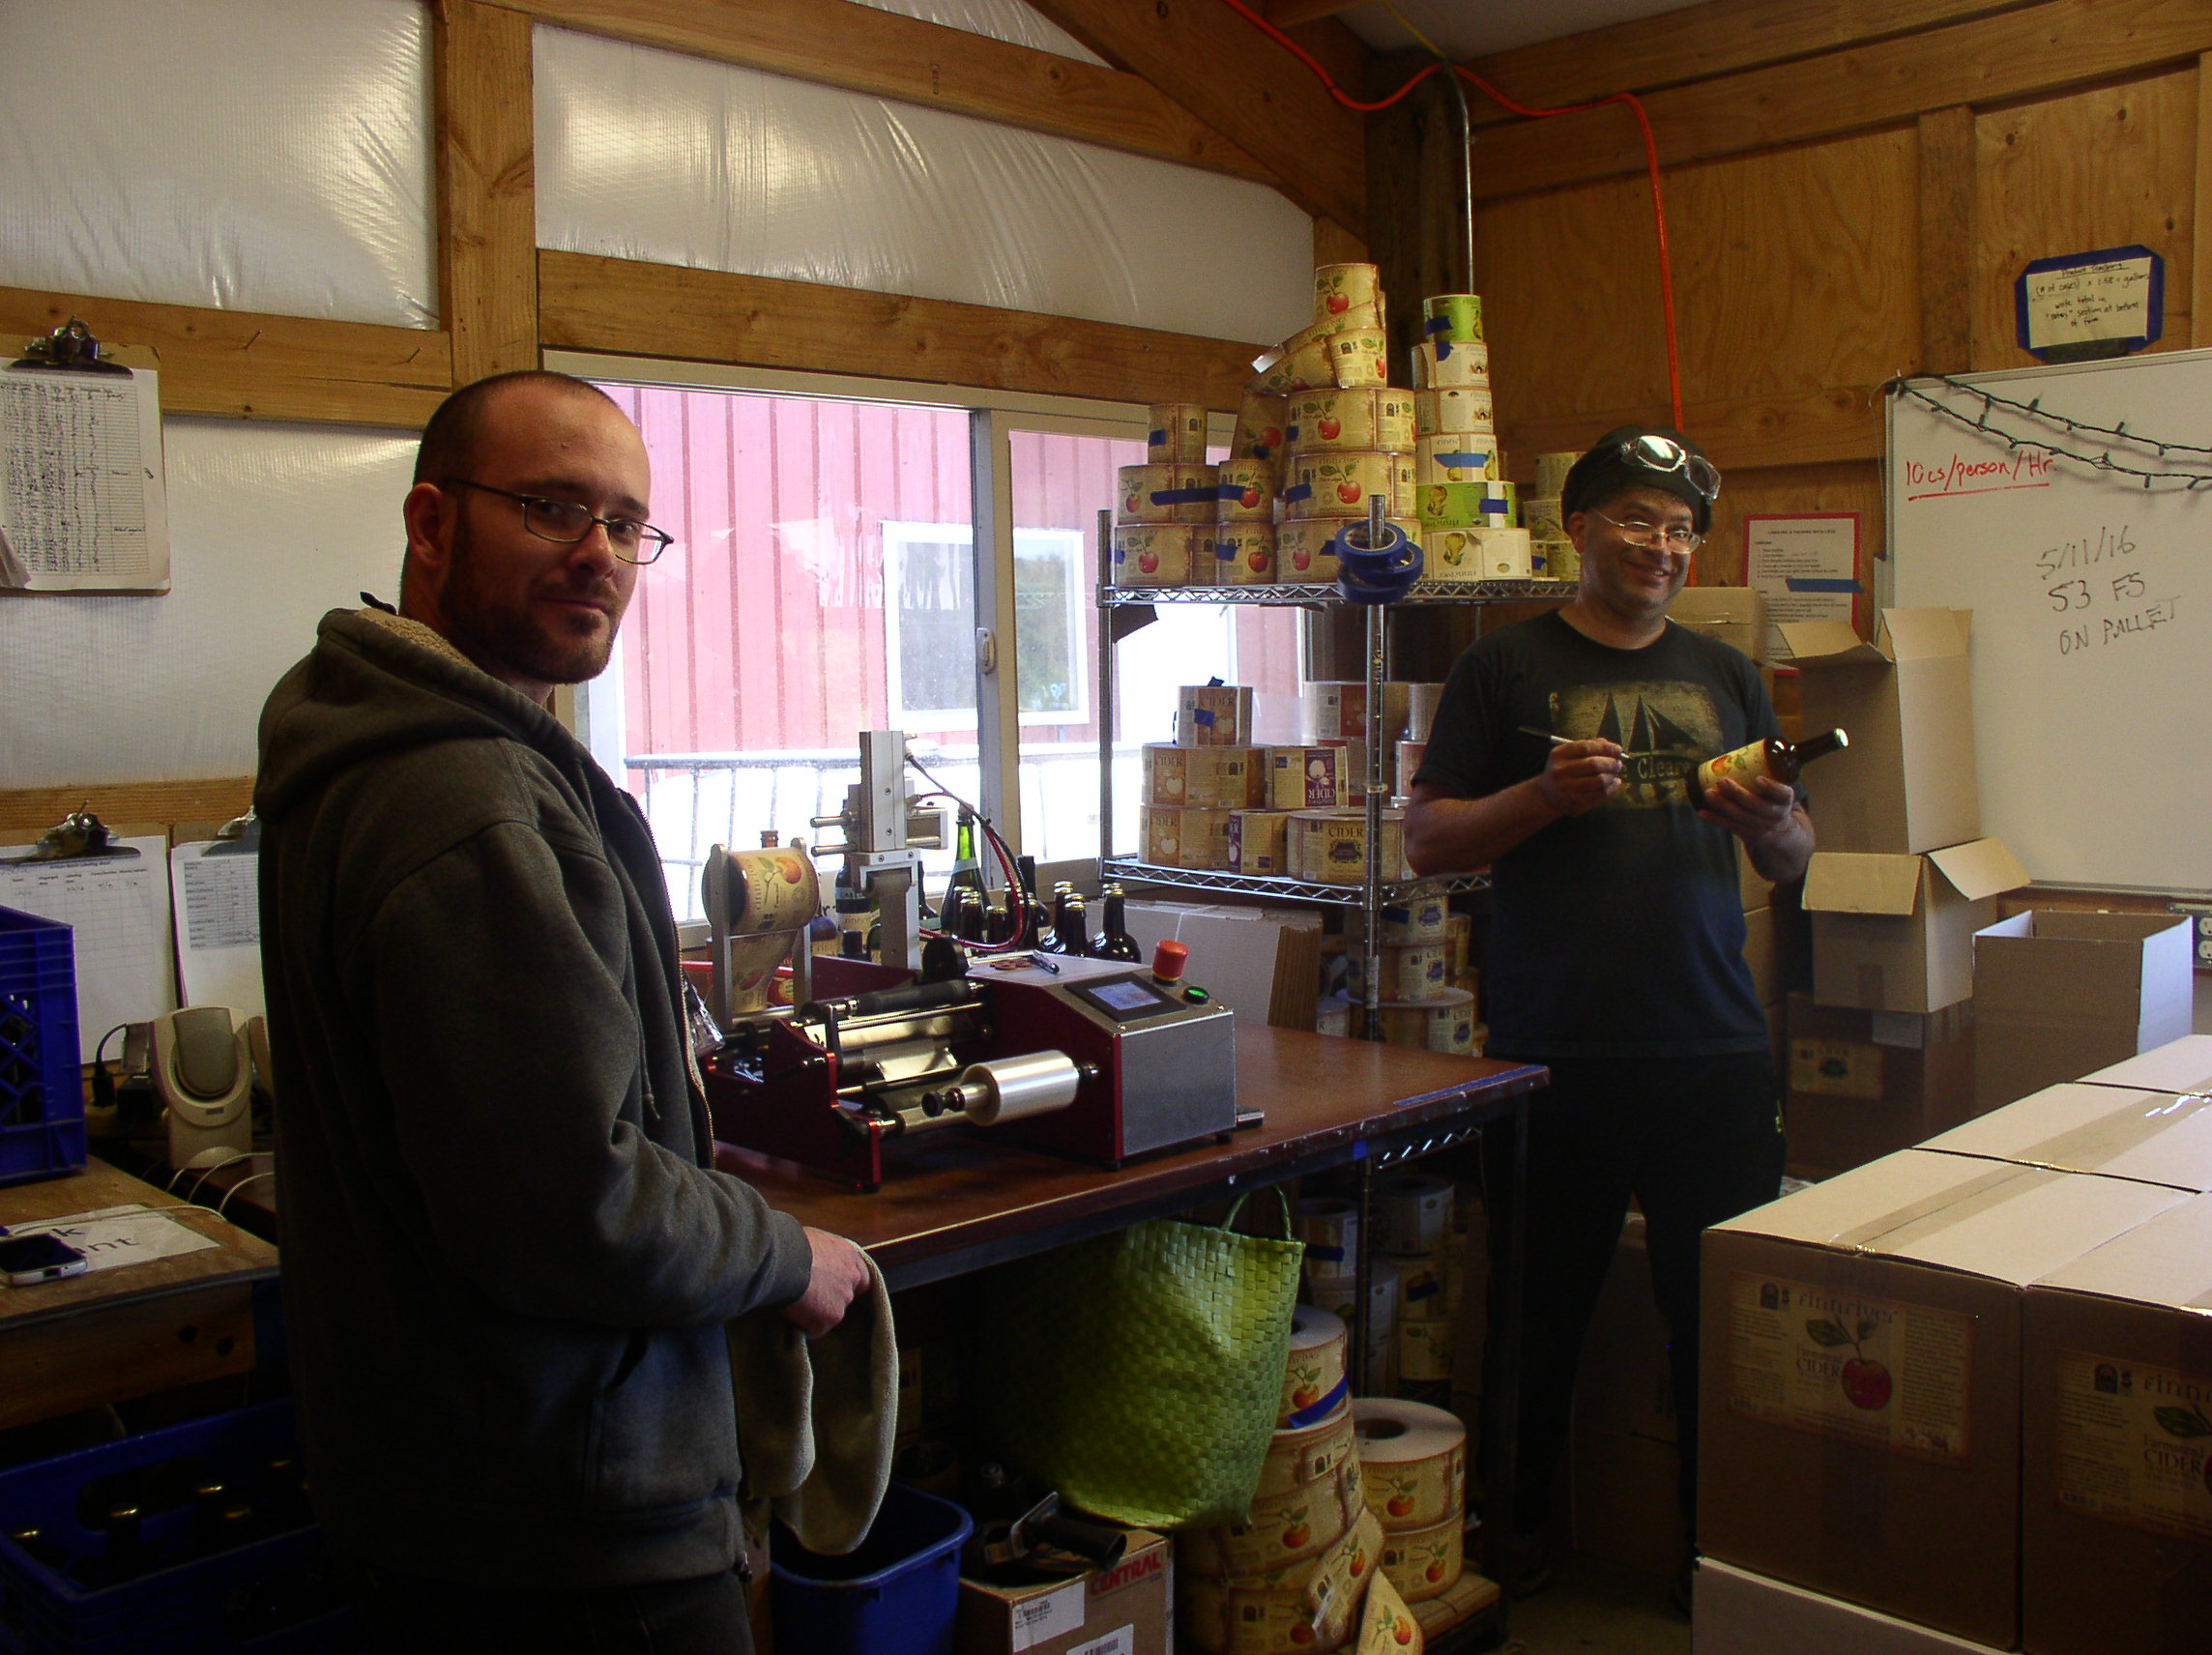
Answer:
[{"xmin": 730, "ymin": 1250, "xmax": 898, "ymax": 1555}]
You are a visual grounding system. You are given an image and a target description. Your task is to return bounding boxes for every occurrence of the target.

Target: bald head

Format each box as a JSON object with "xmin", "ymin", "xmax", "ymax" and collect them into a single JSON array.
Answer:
[{"xmin": 414, "ymin": 370, "xmax": 624, "ymax": 487}]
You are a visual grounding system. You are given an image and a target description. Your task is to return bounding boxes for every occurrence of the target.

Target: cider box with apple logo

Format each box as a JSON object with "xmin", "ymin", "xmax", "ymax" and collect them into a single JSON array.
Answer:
[{"xmin": 1701, "ymin": 1149, "xmax": 2187, "ymax": 1649}]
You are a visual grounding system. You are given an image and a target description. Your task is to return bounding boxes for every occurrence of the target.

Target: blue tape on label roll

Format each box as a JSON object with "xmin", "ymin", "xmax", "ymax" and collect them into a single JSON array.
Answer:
[
  {"xmin": 1432, "ymin": 337, "xmax": 1453, "ymax": 359},
  {"xmin": 1215, "ymin": 539, "xmax": 1237, "ymax": 561},
  {"xmin": 1282, "ymin": 482, "xmax": 1313, "ymax": 503},
  {"xmin": 1193, "ymin": 709, "xmax": 1216, "ymax": 726},
  {"xmin": 1150, "ymin": 487, "xmax": 1218, "ymax": 505},
  {"xmin": 1479, "ymin": 497, "xmax": 1510, "ymax": 513},
  {"xmin": 1148, "ymin": 427, "xmax": 1169, "ymax": 448},
  {"xmin": 1435, "ymin": 451, "xmax": 1486, "ymax": 469},
  {"xmin": 1281, "ymin": 1375, "xmax": 1353, "ymax": 1432}
]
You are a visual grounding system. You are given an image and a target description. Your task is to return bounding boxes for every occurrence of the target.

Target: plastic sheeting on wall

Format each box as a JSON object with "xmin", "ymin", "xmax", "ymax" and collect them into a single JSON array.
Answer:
[
  {"xmin": 0, "ymin": 0, "xmax": 435, "ymax": 328},
  {"xmin": 849, "ymin": 0, "xmax": 1105, "ymax": 64},
  {"xmin": 535, "ymin": 26, "xmax": 1311, "ymax": 349},
  {"xmin": 0, "ymin": 421, "xmax": 417, "ymax": 788}
]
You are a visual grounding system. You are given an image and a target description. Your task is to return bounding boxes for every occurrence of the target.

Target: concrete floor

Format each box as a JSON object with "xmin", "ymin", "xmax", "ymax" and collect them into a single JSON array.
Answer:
[{"xmin": 1499, "ymin": 1552, "xmax": 1690, "ymax": 1655}]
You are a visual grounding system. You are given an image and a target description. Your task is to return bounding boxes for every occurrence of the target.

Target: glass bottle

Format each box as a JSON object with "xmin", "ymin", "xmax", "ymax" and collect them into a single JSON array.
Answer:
[
  {"xmin": 1688, "ymin": 729, "xmax": 1847, "ymax": 811},
  {"xmin": 1091, "ymin": 886, "xmax": 1143, "ymax": 962}
]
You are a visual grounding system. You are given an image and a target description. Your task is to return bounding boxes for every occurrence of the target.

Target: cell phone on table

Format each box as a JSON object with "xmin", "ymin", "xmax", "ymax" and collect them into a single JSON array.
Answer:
[{"xmin": 0, "ymin": 1233, "xmax": 89, "ymax": 1286}]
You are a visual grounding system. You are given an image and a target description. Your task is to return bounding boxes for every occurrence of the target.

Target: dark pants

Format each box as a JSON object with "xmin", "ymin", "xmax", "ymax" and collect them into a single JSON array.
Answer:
[
  {"xmin": 1486, "ymin": 1049, "xmax": 1785, "ymax": 1541},
  {"xmin": 344, "ymin": 1560, "xmax": 755, "ymax": 1655}
]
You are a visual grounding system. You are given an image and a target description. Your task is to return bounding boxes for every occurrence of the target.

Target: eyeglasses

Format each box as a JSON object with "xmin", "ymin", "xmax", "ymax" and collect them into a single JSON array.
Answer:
[
  {"xmin": 1589, "ymin": 508, "xmax": 1703, "ymax": 555},
  {"xmin": 1615, "ymin": 434, "xmax": 1722, "ymax": 502},
  {"xmin": 441, "ymin": 478, "xmax": 675, "ymax": 566}
]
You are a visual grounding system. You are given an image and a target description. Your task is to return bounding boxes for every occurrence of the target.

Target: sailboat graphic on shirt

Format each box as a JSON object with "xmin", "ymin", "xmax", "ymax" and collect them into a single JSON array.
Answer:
[{"xmin": 1551, "ymin": 682, "xmax": 1722, "ymax": 811}]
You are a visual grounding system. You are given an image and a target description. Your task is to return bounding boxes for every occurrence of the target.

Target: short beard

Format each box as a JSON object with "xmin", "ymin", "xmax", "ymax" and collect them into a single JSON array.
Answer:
[{"xmin": 442, "ymin": 522, "xmax": 620, "ymax": 689}]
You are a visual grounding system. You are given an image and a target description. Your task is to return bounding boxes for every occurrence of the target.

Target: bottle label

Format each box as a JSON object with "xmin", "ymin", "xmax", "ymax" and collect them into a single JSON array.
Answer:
[{"xmin": 1697, "ymin": 741, "xmax": 1771, "ymax": 797}]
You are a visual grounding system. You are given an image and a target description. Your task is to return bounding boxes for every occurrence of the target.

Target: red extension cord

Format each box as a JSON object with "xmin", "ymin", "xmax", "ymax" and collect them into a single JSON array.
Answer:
[{"xmin": 1212, "ymin": 0, "xmax": 1685, "ymax": 430}]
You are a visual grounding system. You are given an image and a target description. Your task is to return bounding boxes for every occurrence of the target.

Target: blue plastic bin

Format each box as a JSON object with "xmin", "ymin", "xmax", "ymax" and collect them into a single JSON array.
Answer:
[
  {"xmin": 0, "ymin": 905, "xmax": 86, "ymax": 1186},
  {"xmin": 0, "ymin": 1400, "xmax": 352, "ymax": 1654},
  {"xmin": 770, "ymin": 1482, "xmax": 972, "ymax": 1655}
]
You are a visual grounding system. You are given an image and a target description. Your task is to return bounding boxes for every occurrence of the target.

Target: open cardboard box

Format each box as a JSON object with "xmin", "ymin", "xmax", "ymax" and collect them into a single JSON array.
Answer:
[
  {"xmin": 1802, "ymin": 839, "xmax": 2026, "ymax": 1014},
  {"xmin": 1779, "ymin": 609, "xmax": 1978, "ymax": 856},
  {"xmin": 2021, "ymin": 1195, "xmax": 2212, "ymax": 1655},
  {"xmin": 1783, "ymin": 994, "xmax": 1976, "ymax": 1176},
  {"xmin": 1972, "ymin": 912, "xmax": 2194, "ymax": 1114},
  {"xmin": 1700, "ymin": 1149, "xmax": 2190, "ymax": 1647}
]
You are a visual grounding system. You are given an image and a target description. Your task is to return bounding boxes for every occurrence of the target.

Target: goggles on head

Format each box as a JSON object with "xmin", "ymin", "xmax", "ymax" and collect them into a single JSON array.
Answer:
[{"xmin": 1616, "ymin": 434, "xmax": 1721, "ymax": 503}]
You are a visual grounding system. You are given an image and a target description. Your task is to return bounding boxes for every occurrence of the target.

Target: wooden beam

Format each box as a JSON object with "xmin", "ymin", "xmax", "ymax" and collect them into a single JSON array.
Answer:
[
  {"xmin": 1313, "ymin": 217, "xmax": 1370, "ymax": 266},
  {"xmin": 1468, "ymin": 0, "xmax": 2212, "ymax": 200},
  {"xmin": 1918, "ymin": 105, "xmax": 1977, "ymax": 373},
  {"xmin": 538, "ymin": 251, "xmax": 1262, "ymax": 409},
  {"xmin": 1024, "ymin": 0, "xmax": 1366, "ymax": 229},
  {"xmin": 2197, "ymin": 53, "xmax": 2212, "ymax": 348},
  {"xmin": 0, "ymin": 779, "xmax": 257, "ymax": 839},
  {"xmin": 493, "ymin": 0, "xmax": 1275, "ymax": 187},
  {"xmin": 1267, "ymin": 0, "xmax": 1358, "ymax": 26},
  {"xmin": 1449, "ymin": 0, "xmax": 2033, "ymax": 125},
  {"xmin": 436, "ymin": 0, "xmax": 538, "ymax": 383},
  {"xmin": 0, "ymin": 289, "xmax": 448, "ymax": 427},
  {"xmin": 1502, "ymin": 384, "xmax": 1884, "ymax": 476}
]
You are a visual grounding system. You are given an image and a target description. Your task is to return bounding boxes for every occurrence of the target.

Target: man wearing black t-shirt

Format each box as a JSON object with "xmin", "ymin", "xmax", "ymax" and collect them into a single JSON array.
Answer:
[{"xmin": 1407, "ymin": 427, "xmax": 1813, "ymax": 1608}]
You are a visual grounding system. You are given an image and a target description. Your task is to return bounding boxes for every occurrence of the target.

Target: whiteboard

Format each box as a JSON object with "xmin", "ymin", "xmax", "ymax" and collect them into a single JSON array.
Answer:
[{"xmin": 1888, "ymin": 350, "xmax": 2212, "ymax": 894}]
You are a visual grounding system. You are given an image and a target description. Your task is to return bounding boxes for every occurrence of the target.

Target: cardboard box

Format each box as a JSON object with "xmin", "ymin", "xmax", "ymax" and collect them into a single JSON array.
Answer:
[
  {"xmin": 1673, "ymin": 585, "xmax": 1767, "ymax": 661},
  {"xmin": 956, "ymin": 1529, "xmax": 1171, "ymax": 1655},
  {"xmin": 1972, "ymin": 912, "xmax": 2195, "ymax": 1115},
  {"xmin": 1783, "ymin": 994, "xmax": 1977, "ymax": 1176},
  {"xmin": 1802, "ymin": 838, "xmax": 2026, "ymax": 1014},
  {"xmin": 2021, "ymin": 1194, "xmax": 2212, "ymax": 1655},
  {"xmin": 2080, "ymin": 1032, "xmax": 2212, "ymax": 1094},
  {"xmin": 1922, "ymin": 1081, "xmax": 2212, "ymax": 1194},
  {"xmin": 1693, "ymin": 1560, "xmax": 2009, "ymax": 1655},
  {"xmin": 1700, "ymin": 1149, "xmax": 2188, "ymax": 1646},
  {"xmin": 1123, "ymin": 901, "xmax": 1324, "ymax": 1031},
  {"xmin": 1779, "ymin": 609, "xmax": 1979, "ymax": 855}
]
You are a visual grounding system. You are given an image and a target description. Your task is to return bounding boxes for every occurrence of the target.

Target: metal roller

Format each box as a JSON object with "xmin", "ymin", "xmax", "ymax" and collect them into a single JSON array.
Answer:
[{"xmin": 921, "ymin": 1052, "xmax": 1083, "ymax": 1127}]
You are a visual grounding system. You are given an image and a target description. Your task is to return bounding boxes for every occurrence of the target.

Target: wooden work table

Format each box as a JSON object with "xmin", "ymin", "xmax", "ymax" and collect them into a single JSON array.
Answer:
[
  {"xmin": 715, "ymin": 1024, "xmax": 1546, "ymax": 1288},
  {"xmin": 0, "ymin": 1158, "xmax": 278, "ymax": 1432}
]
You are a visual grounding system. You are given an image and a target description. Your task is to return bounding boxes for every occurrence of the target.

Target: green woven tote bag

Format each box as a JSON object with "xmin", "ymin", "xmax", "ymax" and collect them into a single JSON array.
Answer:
[{"xmin": 974, "ymin": 1191, "xmax": 1305, "ymax": 1529}]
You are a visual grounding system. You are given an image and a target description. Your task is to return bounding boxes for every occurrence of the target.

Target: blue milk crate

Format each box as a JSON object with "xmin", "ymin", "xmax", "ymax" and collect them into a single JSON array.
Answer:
[
  {"xmin": 0, "ymin": 1400, "xmax": 353, "ymax": 1654},
  {"xmin": 0, "ymin": 906, "xmax": 86, "ymax": 1186}
]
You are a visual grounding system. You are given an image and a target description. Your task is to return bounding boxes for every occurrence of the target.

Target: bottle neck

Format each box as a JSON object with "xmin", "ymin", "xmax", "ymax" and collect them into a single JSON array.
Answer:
[{"xmin": 1792, "ymin": 730, "xmax": 1847, "ymax": 765}]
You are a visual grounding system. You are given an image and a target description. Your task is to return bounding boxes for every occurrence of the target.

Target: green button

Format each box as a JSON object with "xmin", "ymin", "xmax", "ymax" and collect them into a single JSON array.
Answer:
[{"xmin": 1183, "ymin": 986, "xmax": 1209, "ymax": 1004}]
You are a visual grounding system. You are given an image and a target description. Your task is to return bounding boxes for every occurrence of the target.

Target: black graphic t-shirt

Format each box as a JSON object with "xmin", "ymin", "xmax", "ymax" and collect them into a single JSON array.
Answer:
[{"xmin": 1414, "ymin": 609, "xmax": 1780, "ymax": 1058}]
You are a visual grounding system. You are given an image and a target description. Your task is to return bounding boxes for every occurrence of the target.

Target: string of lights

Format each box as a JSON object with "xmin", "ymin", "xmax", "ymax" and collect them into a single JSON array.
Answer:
[{"xmin": 1888, "ymin": 374, "xmax": 2212, "ymax": 490}]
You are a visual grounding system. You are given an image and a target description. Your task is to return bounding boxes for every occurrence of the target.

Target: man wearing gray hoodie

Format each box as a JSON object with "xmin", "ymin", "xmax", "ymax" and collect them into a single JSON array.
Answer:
[{"xmin": 255, "ymin": 370, "xmax": 868, "ymax": 1651}]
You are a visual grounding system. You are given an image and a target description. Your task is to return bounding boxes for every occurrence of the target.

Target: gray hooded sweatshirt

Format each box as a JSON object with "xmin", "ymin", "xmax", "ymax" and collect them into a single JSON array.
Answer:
[{"xmin": 254, "ymin": 607, "xmax": 811, "ymax": 1587}]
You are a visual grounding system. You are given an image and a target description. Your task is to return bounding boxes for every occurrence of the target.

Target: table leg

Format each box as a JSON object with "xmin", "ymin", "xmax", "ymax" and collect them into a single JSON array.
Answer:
[{"xmin": 1482, "ymin": 1095, "xmax": 1526, "ymax": 1644}]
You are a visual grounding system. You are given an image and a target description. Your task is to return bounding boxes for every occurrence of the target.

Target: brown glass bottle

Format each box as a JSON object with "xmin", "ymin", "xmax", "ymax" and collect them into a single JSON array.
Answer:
[
  {"xmin": 1091, "ymin": 886, "xmax": 1143, "ymax": 962},
  {"xmin": 1688, "ymin": 729, "xmax": 1847, "ymax": 810}
]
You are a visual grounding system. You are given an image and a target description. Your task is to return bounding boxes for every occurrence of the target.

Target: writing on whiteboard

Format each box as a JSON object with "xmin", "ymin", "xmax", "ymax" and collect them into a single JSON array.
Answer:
[
  {"xmin": 1904, "ymin": 448, "xmax": 2054, "ymax": 501},
  {"xmin": 2037, "ymin": 521, "xmax": 2181, "ymax": 658}
]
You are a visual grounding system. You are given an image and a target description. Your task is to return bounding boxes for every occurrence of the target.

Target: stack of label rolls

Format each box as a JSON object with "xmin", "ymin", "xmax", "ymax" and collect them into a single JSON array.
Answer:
[
  {"xmin": 1353, "ymin": 886, "xmax": 1479, "ymax": 1057},
  {"xmin": 1354, "ymin": 1398, "xmax": 1470, "ymax": 1611},
  {"xmin": 1369, "ymin": 1173, "xmax": 1462, "ymax": 1391},
  {"xmin": 1295, "ymin": 1197, "xmax": 1396, "ymax": 1393},
  {"xmin": 1113, "ymin": 403, "xmax": 1217, "ymax": 587},
  {"xmin": 1181, "ymin": 1305, "xmax": 1391, "ymax": 1654},
  {"xmin": 1409, "ymin": 296, "xmax": 1526, "ymax": 584},
  {"xmin": 1526, "ymin": 450, "xmax": 1580, "ymax": 583}
]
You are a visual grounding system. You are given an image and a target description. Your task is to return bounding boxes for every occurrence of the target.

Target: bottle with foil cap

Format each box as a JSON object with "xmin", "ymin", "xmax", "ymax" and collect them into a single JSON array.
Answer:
[
  {"xmin": 1091, "ymin": 886, "xmax": 1143, "ymax": 962},
  {"xmin": 1688, "ymin": 729, "xmax": 1847, "ymax": 811}
]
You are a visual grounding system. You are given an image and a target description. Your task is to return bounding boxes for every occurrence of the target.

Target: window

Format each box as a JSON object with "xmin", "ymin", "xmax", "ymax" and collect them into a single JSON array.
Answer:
[{"xmin": 881, "ymin": 522, "xmax": 979, "ymax": 728}]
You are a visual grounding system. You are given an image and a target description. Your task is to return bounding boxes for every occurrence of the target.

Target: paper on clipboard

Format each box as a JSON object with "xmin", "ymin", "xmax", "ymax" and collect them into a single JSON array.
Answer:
[
  {"xmin": 0, "ymin": 835, "xmax": 175, "ymax": 1060},
  {"xmin": 0, "ymin": 363, "xmax": 170, "ymax": 593},
  {"xmin": 3, "ymin": 1204, "xmax": 219, "ymax": 1274},
  {"xmin": 171, "ymin": 842, "xmax": 264, "ymax": 1020}
]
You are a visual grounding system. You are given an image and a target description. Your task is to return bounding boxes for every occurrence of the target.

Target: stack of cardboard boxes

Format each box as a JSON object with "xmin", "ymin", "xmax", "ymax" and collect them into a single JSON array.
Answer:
[
  {"xmin": 1781, "ymin": 610, "xmax": 2026, "ymax": 1175},
  {"xmin": 1696, "ymin": 1032, "xmax": 2212, "ymax": 1653}
]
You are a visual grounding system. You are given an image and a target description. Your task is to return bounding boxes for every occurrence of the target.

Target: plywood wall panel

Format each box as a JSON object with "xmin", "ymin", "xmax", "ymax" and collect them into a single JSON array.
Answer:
[
  {"xmin": 1667, "ymin": 130, "xmax": 1922, "ymax": 404},
  {"xmin": 1972, "ymin": 68, "xmax": 2198, "ymax": 370}
]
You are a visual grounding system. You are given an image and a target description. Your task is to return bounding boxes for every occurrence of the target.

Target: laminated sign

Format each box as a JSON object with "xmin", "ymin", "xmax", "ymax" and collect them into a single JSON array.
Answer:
[
  {"xmin": 1725, "ymin": 1272, "xmax": 1973, "ymax": 1465},
  {"xmin": 2052, "ymin": 1350, "xmax": 2212, "ymax": 1543}
]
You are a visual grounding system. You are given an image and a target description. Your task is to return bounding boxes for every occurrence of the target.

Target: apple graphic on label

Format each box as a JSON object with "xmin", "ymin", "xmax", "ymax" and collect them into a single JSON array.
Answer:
[
  {"xmin": 1124, "ymin": 490, "xmax": 1142, "ymax": 514},
  {"xmin": 1264, "ymin": 426, "xmax": 1285, "ymax": 449},
  {"xmin": 1138, "ymin": 551, "xmax": 1159, "ymax": 574},
  {"xmin": 1318, "ymin": 417, "xmax": 1342, "ymax": 440},
  {"xmin": 1393, "ymin": 1617, "xmax": 1414, "ymax": 1646},
  {"xmin": 1843, "ymin": 1357, "xmax": 1893, "ymax": 1411},
  {"xmin": 1289, "ymin": 1628, "xmax": 1315, "ymax": 1647},
  {"xmin": 1326, "ymin": 293, "xmax": 1351, "ymax": 314},
  {"xmin": 1248, "ymin": 550, "xmax": 1269, "ymax": 572},
  {"xmin": 1336, "ymin": 482, "xmax": 1362, "ymax": 504},
  {"xmin": 1292, "ymin": 549, "xmax": 1313, "ymax": 570},
  {"xmin": 1240, "ymin": 487, "xmax": 1262, "ymax": 508}
]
